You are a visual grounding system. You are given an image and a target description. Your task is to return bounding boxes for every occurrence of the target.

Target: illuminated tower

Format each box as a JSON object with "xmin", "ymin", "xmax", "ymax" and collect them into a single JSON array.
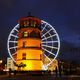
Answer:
[{"xmin": 16, "ymin": 16, "xmax": 43, "ymax": 71}]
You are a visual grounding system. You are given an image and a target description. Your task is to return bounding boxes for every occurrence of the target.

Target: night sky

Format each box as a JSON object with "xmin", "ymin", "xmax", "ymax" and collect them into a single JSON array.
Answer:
[{"xmin": 0, "ymin": 0, "xmax": 80, "ymax": 63}]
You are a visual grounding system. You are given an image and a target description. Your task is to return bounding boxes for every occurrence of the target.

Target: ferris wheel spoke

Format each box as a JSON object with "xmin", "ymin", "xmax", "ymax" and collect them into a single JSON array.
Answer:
[
  {"xmin": 42, "ymin": 44, "xmax": 58, "ymax": 49},
  {"xmin": 42, "ymin": 47, "xmax": 55, "ymax": 56},
  {"xmin": 41, "ymin": 41, "xmax": 58, "ymax": 44},
  {"xmin": 42, "ymin": 34, "xmax": 56, "ymax": 41},
  {"xmin": 12, "ymin": 52, "xmax": 17, "ymax": 56},
  {"xmin": 44, "ymin": 54, "xmax": 51, "ymax": 62},
  {"xmin": 41, "ymin": 23, "xmax": 47, "ymax": 32},
  {"xmin": 9, "ymin": 46, "xmax": 18, "ymax": 50},
  {"xmin": 9, "ymin": 41, "xmax": 18, "ymax": 43},
  {"xmin": 14, "ymin": 28, "xmax": 19, "ymax": 32},
  {"xmin": 41, "ymin": 28, "xmax": 52, "ymax": 38},
  {"xmin": 11, "ymin": 34, "xmax": 18, "ymax": 38}
]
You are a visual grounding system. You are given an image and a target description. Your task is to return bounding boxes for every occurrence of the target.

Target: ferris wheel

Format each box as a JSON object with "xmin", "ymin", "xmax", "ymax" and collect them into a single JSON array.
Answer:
[{"xmin": 7, "ymin": 20, "xmax": 60, "ymax": 69}]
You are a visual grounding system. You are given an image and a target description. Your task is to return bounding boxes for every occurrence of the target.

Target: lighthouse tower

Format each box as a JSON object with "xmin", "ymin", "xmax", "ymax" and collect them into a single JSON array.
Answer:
[{"xmin": 16, "ymin": 15, "xmax": 43, "ymax": 71}]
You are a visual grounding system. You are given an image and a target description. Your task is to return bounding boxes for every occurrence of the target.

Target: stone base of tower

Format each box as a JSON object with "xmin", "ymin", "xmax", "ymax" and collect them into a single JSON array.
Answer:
[{"xmin": 16, "ymin": 60, "xmax": 43, "ymax": 71}]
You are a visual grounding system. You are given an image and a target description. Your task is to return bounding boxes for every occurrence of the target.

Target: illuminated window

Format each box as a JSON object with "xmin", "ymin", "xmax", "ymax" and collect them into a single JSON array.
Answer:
[
  {"xmin": 31, "ymin": 20, "xmax": 34, "ymax": 26},
  {"xmin": 26, "ymin": 21, "xmax": 29, "ymax": 26},
  {"xmin": 23, "ymin": 21, "xmax": 27, "ymax": 27},
  {"xmin": 34, "ymin": 21, "xmax": 36, "ymax": 27},
  {"xmin": 23, "ymin": 31, "xmax": 28, "ymax": 37},
  {"xmin": 22, "ymin": 53, "xmax": 26, "ymax": 60}
]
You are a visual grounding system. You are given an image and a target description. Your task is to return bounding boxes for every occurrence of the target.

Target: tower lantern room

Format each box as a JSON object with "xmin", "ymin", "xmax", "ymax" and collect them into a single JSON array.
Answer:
[{"xmin": 16, "ymin": 16, "xmax": 43, "ymax": 71}]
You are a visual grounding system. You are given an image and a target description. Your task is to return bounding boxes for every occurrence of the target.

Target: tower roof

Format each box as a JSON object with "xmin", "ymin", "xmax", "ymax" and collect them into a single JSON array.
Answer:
[
  {"xmin": 19, "ymin": 14, "xmax": 41, "ymax": 24},
  {"xmin": 18, "ymin": 15, "xmax": 41, "ymax": 30}
]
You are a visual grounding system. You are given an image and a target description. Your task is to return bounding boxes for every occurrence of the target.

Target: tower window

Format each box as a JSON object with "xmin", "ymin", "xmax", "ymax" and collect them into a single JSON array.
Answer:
[
  {"xmin": 40, "ymin": 44, "xmax": 42, "ymax": 49},
  {"xmin": 23, "ymin": 31, "xmax": 28, "ymax": 37},
  {"xmin": 34, "ymin": 21, "xmax": 37, "ymax": 27},
  {"xmin": 23, "ymin": 21, "xmax": 27, "ymax": 27},
  {"xmin": 40, "ymin": 54, "xmax": 42, "ymax": 60},
  {"xmin": 30, "ymin": 31, "xmax": 37, "ymax": 38},
  {"xmin": 23, "ymin": 41, "xmax": 26, "ymax": 48},
  {"xmin": 31, "ymin": 20, "xmax": 34, "ymax": 26},
  {"xmin": 22, "ymin": 53, "xmax": 26, "ymax": 60},
  {"xmin": 26, "ymin": 21, "xmax": 29, "ymax": 26}
]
